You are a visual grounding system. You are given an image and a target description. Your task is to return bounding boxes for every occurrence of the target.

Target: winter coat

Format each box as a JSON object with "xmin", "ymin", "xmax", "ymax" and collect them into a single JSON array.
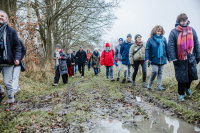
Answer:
[
  {"xmin": 120, "ymin": 40, "xmax": 134, "ymax": 65},
  {"xmin": 129, "ymin": 42, "xmax": 145, "ymax": 65},
  {"xmin": 76, "ymin": 50, "xmax": 87, "ymax": 65},
  {"xmin": 14, "ymin": 40, "xmax": 26, "ymax": 66},
  {"xmin": 86, "ymin": 52, "xmax": 92, "ymax": 60},
  {"xmin": 54, "ymin": 51, "xmax": 68, "ymax": 75},
  {"xmin": 114, "ymin": 44, "xmax": 122, "ymax": 62},
  {"xmin": 145, "ymin": 37, "xmax": 171, "ymax": 65},
  {"xmin": 168, "ymin": 23, "xmax": 200, "ymax": 83},
  {"xmin": 66, "ymin": 53, "xmax": 76, "ymax": 66},
  {"xmin": 100, "ymin": 48, "xmax": 114, "ymax": 66},
  {"xmin": 89, "ymin": 51, "xmax": 100, "ymax": 68}
]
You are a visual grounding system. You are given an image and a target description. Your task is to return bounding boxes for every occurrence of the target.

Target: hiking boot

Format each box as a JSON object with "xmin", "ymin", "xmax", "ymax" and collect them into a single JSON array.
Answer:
[
  {"xmin": 5, "ymin": 103, "xmax": 14, "ymax": 111},
  {"xmin": 184, "ymin": 88, "xmax": 192, "ymax": 96},
  {"xmin": 52, "ymin": 83, "xmax": 58, "ymax": 86},
  {"xmin": 111, "ymin": 79, "xmax": 115, "ymax": 82},
  {"xmin": 157, "ymin": 86, "xmax": 166, "ymax": 91},
  {"xmin": 121, "ymin": 79, "xmax": 126, "ymax": 83},
  {"xmin": 147, "ymin": 85, "xmax": 151, "ymax": 90},
  {"xmin": 132, "ymin": 81, "xmax": 136, "ymax": 86},
  {"xmin": 127, "ymin": 80, "xmax": 132, "ymax": 83},
  {"xmin": 81, "ymin": 76, "xmax": 84, "ymax": 78},
  {"xmin": 0, "ymin": 91, "xmax": 5, "ymax": 103},
  {"xmin": 72, "ymin": 76, "xmax": 74, "ymax": 78},
  {"xmin": 142, "ymin": 82, "xmax": 147, "ymax": 88},
  {"xmin": 178, "ymin": 95, "xmax": 184, "ymax": 101},
  {"xmin": 117, "ymin": 78, "xmax": 120, "ymax": 81}
]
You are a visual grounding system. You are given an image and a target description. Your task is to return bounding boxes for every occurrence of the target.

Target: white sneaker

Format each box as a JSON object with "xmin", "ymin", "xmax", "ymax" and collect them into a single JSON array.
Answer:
[
  {"xmin": 81, "ymin": 76, "xmax": 84, "ymax": 78},
  {"xmin": 72, "ymin": 76, "xmax": 74, "ymax": 78}
]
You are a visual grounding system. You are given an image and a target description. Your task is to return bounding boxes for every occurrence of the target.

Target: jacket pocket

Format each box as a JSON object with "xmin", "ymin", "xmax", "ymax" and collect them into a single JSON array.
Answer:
[{"xmin": 60, "ymin": 65, "xmax": 67, "ymax": 71}]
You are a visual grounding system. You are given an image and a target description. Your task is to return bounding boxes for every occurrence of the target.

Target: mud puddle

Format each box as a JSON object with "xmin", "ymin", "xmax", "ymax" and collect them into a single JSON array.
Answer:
[{"xmin": 89, "ymin": 111, "xmax": 200, "ymax": 133}]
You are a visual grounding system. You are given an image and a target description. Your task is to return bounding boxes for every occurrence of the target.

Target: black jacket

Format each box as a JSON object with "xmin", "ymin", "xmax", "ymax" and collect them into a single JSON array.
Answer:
[
  {"xmin": 15, "ymin": 40, "xmax": 26, "ymax": 66},
  {"xmin": 66, "ymin": 53, "xmax": 75, "ymax": 66},
  {"xmin": 76, "ymin": 50, "xmax": 87, "ymax": 65}
]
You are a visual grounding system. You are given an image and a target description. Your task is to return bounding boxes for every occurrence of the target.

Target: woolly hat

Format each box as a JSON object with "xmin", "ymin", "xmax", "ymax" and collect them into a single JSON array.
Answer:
[
  {"xmin": 79, "ymin": 45, "xmax": 83, "ymax": 48},
  {"xmin": 105, "ymin": 43, "xmax": 110, "ymax": 47},
  {"xmin": 135, "ymin": 34, "xmax": 142, "ymax": 41},
  {"xmin": 56, "ymin": 44, "xmax": 62, "ymax": 49},
  {"xmin": 119, "ymin": 38, "xmax": 123, "ymax": 42},
  {"xmin": 127, "ymin": 34, "xmax": 132, "ymax": 38}
]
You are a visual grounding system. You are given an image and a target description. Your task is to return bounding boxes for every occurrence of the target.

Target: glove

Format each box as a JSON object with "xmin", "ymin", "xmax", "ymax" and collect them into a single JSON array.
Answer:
[
  {"xmin": 196, "ymin": 58, "xmax": 199, "ymax": 64},
  {"xmin": 148, "ymin": 62, "xmax": 151, "ymax": 67},
  {"xmin": 131, "ymin": 64, "xmax": 135, "ymax": 68},
  {"xmin": 113, "ymin": 60, "xmax": 118, "ymax": 67}
]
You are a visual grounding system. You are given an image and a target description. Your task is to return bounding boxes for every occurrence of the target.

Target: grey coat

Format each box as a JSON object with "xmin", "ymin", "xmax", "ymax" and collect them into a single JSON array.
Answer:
[
  {"xmin": 54, "ymin": 51, "xmax": 68, "ymax": 75},
  {"xmin": 114, "ymin": 44, "xmax": 122, "ymax": 61}
]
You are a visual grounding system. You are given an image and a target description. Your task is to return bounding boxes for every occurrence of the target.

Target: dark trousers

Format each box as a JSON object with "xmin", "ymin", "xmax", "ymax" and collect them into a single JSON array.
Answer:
[
  {"xmin": 78, "ymin": 64, "xmax": 85, "ymax": 76},
  {"xmin": 178, "ymin": 80, "xmax": 192, "ymax": 95},
  {"xmin": 54, "ymin": 68, "xmax": 68, "ymax": 84},
  {"xmin": 132, "ymin": 61, "xmax": 147, "ymax": 82},
  {"xmin": 94, "ymin": 68, "xmax": 98, "ymax": 75}
]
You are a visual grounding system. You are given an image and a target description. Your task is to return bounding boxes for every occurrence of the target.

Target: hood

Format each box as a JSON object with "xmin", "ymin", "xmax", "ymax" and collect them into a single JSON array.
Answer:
[
  {"xmin": 124, "ymin": 40, "xmax": 134, "ymax": 45},
  {"xmin": 175, "ymin": 20, "xmax": 190, "ymax": 27}
]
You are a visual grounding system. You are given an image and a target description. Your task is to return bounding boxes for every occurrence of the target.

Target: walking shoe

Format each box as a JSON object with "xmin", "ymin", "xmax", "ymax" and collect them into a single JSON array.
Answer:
[
  {"xmin": 157, "ymin": 86, "xmax": 166, "ymax": 91},
  {"xmin": 111, "ymin": 79, "xmax": 115, "ymax": 82},
  {"xmin": 5, "ymin": 103, "xmax": 14, "ymax": 111},
  {"xmin": 127, "ymin": 80, "xmax": 132, "ymax": 83},
  {"xmin": 117, "ymin": 78, "xmax": 119, "ymax": 81},
  {"xmin": 0, "ymin": 91, "xmax": 5, "ymax": 103},
  {"xmin": 147, "ymin": 85, "xmax": 151, "ymax": 90},
  {"xmin": 184, "ymin": 88, "xmax": 192, "ymax": 96},
  {"xmin": 72, "ymin": 76, "xmax": 74, "ymax": 78},
  {"xmin": 178, "ymin": 95, "xmax": 184, "ymax": 101},
  {"xmin": 81, "ymin": 76, "xmax": 84, "ymax": 78},
  {"xmin": 142, "ymin": 82, "xmax": 147, "ymax": 88},
  {"xmin": 121, "ymin": 79, "xmax": 126, "ymax": 83},
  {"xmin": 132, "ymin": 81, "xmax": 136, "ymax": 86},
  {"xmin": 52, "ymin": 83, "xmax": 58, "ymax": 86},
  {"xmin": 106, "ymin": 78, "xmax": 109, "ymax": 80}
]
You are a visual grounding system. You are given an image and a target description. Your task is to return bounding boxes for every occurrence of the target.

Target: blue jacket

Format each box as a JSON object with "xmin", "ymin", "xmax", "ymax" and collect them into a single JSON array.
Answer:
[
  {"xmin": 120, "ymin": 40, "xmax": 134, "ymax": 65},
  {"xmin": 54, "ymin": 51, "xmax": 68, "ymax": 75},
  {"xmin": 145, "ymin": 37, "xmax": 171, "ymax": 65}
]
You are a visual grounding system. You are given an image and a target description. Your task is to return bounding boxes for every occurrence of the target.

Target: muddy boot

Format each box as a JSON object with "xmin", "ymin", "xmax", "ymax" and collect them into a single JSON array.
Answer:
[
  {"xmin": 157, "ymin": 86, "xmax": 166, "ymax": 91},
  {"xmin": 132, "ymin": 81, "xmax": 136, "ymax": 86},
  {"xmin": 6, "ymin": 103, "xmax": 14, "ymax": 111},
  {"xmin": 111, "ymin": 78, "xmax": 115, "ymax": 82},
  {"xmin": 121, "ymin": 79, "xmax": 126, "ymax": 83},
  {"xmin": 52, "ymin": 83, "xmax": 58, "ymax": 86},
  {"xmin": 184, "ymin": 88, "xmax": 192, "ymax": 96},
  {"xmin": 0, "ymin": 91, "xmax": 5, "ymax": 103},
  {"xmin": 178, "ymin": 95, "xmax": 184, "ymax": 102},
  {"xmin": 147, "ymin": 84, "xmax": 151, "ymax": 90},
  {"xmin": 117, "ymin": 78, "xmax": 119, "ymax": 81},
  {"xmin": 127, "ymin": 80, "xmax": 132, "ymax": 83},
  {"xmin": 142, "ymin": 82, "xmax": 147, "ymax": 88}
]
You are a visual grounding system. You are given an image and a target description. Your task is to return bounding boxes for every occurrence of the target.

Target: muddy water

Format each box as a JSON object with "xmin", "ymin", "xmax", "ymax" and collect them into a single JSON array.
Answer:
[{"xmin": 89, "ymin": 112, "xmax": 200, "ymax": 133}]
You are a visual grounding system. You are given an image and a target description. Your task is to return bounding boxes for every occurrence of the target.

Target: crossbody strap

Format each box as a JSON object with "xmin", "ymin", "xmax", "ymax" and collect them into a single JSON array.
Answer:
[{"xmin": 133, "ymin": 44, "xmax": 143, "ymax": 56}]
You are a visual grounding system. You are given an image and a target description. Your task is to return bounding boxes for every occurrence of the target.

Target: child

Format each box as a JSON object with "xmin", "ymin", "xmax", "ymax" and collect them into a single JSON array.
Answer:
[{"xmin": 52, "ymin": 44, "xmax": 68, "ymax": 86}]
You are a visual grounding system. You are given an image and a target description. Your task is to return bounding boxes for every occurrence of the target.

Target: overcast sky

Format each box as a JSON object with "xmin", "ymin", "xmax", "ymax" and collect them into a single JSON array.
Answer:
[{"xmin": 103, "ymin": 0, "xmax": 200, "ymax": 44}]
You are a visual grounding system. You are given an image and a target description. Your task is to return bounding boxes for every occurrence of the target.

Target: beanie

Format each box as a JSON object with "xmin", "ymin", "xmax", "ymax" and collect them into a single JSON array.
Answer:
[
  {"xmin": 135, "ymin": 34, "xmax": 142, "ymax": 41},
  {"xmin": 127, "ymin": 34, "xmax": 132, "ymax": 38},
  {"xmin": 79, "ymin": 45, "xmax": 83, "ymax": 48},
  {"xmin": 119, "ymin": 38, "xmax": 123, "ymax": 42},
  {"xmin": 105, "ymin": 43, "xmax": 110, "ymax": 47},
  {"xmin": 56, "ymin": 44, "xmax": 62, "ymax": 49}
]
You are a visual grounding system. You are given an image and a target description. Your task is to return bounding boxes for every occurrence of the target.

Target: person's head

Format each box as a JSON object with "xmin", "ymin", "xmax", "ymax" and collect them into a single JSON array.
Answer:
[
  {"xmin": 127, "ymin": 34, "xmax": 132, "ymax": 42},
  {"xmin": 135, "ymin": 34, "xmax": 142, "ymax": 42},
  {"xmin": 151, "ymin": 25, "xmax": 165, "ymax": 38},
  {"xmin": 73, "ymin": 51, "xmax": 76, "ymax": 54},
  {"xmin": 87, "ymin": 48, "xmax": 90, "ymax": 53},
  {"xmin": 94, "ymin": 48, "xmax": 98, "ymax": 53},
  {"xmin": 68, "ymin": 49, "xmax": 72, "ymax": 54},
  {"xmin": 177, "ymin": 13, "xmax": 188, "ymax": 26},
  {"xmin": 0, "ymin": 10, "xmax": 8, "ymax": 26},
  {"xmin": 56, "ymin": 44, "xmax": 62, "ymax": 51},
  {"xmin": 105, "ymin": 43, "xmax": 110, "ymax": 50},
  {"xmin": 79, "ymin": 45, "xmax": 83, "ymax": 51},
  {"xmin": 99, "ymin": 49, "xmax": 102, "ymax": 52},
  {"xmin": 119, "ymin": 38, "xmax": 123, "ymax": 45}
]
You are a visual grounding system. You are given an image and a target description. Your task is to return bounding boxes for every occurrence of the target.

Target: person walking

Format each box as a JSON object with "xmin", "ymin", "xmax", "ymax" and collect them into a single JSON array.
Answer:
[
  {"xmin": 89, "ymin": 48, "xmax": 100, "ymax": 76},
  {"xmin": 114, "ymin": 38, "xmax": 123, "ymax": 81},
  {"xmin": 145, "ymin": 25, "xmax": 171, "ymax": 91},
  {"xmin": 67, "ymin": 49, "xmax": 76, "ymax": 77},
  {"xmin": 100, "ymin": 43, "xmax": 115, "ymax": 81},
  {"xmin": 120, "ymin": 34, "xmax": 134, "ymax": 83},
  {"xmin": 76, "ymin": 45, "xmax": 87, "ymax": 78},
  {"xmin": 129, "ymin": 34, "xmax": 147, "ymax": 88},
  {"xmin": 13, "ymin": 40, "xmax": 26, "ymax": 95},
  {"xmin": 0, "ymin": 10, "xmax": 22, "ymax": 111},
  {"xmin": 52, "ymin": 44, "xmax": 68, "ymax": 86},
  {"xmin": 86, "ymin": 48, "xmax": 92, "ymax": 71},
  {"xmin": 73, "ymin": 51, "xmax": 77, "ymax": 74},
  {"xmin": 168, "ymin": 13, "xmax": 200, "ymax": 101}
]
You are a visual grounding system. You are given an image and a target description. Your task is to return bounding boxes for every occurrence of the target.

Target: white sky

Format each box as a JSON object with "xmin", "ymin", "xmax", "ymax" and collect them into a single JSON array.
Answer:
[{"xmin": 103, "ymin": 0, "xmax": 200, "ymax": 44}]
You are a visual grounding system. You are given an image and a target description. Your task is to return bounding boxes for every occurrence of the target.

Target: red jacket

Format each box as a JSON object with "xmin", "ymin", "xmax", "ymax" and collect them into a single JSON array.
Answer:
[
  {"xmin": 100, "ymin": 49, "xmax": 114, "ymax": 66},
  {"xmin": 86, "ymin": 52, "xmax": 92, "ymax": 60}
]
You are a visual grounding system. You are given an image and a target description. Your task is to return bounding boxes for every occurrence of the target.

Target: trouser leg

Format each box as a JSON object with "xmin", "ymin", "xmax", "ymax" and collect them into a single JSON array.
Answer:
[
  {"xmin": 13, "ymin": 66, "xmax": 21, "ymax": 93},
  {"xmin": 148, "ymin": 65, "xmax": 158, "ymax": 87},
  {"xmin": 157, "ymin": 65, "xmax": 164, "ymax": 88},
  {"xmin": 132, "ymin": 61, "xmax": 140, "ymax": 81},
  {"xmin": 141, "ymin": 62, "xmax": 147, "ymax": 82},
  {"xmin": 54, "ymin": 67, "xmax": 60, "ymax": 84},
  {"xmin": 123, "ymin": 65, "xmax": 128, "ymax": 79},
  {"xmin": 117, "ymin": 61, "xmax": 122, "ymax": 78},
  {"xmin": 110, "ymin": 66, "xmax": 113, "ymax": 79}
]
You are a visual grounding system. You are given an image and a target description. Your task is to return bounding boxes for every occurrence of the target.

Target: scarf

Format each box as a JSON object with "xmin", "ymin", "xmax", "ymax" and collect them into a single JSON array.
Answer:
[
  {"xmin": 135, "ymin": 41, "xmax": 142, "ymax": 46},
  {"xmin": 93, "ymin": 51, "xmax": 99, "ymax": 56},
  {"xmin": 105, "ymin": 48, "xmax": 111, "ymax": 53},
  {"xmin": 153, "ymin": 35, "xmax": 164, "ymax": 58},
  {"xmin": 55, "ymin": 49, "xmax": 63, "ymax": 66},
  {"xmin": 176, "ymin": 25, "xmax": 193, "ymax": 60},
  {"xmin": 0, "ymin": 23, "xmax": 7, "ymax": 49}
]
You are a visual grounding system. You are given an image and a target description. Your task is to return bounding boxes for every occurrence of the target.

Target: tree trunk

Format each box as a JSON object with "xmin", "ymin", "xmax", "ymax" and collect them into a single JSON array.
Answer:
[
  {"xmin": 0, "ymin": 0, "xmax": 10, "ymax": 16},
  {"xmin": 47, "ymin": 27, "xmax": 52, "ymax": 59}
]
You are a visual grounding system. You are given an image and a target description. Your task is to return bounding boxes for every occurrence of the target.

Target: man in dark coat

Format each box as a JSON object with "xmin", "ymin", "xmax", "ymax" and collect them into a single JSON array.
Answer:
[
  {"xmin": 168, "ymin": 13, "xmax": 200, "ymax": 101},
  {"xmin": 76, "ymin": 45, "xmax": 87, "ymax": 78},
  {"xmin": 0, "ymin": 10, "xmax": 22, "ymax": 111}
]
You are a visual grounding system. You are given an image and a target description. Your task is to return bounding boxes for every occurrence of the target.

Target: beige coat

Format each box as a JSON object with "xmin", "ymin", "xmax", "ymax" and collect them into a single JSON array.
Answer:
[{"xmin": 89, "ymin": 52, "xmax": 100, "ymax": 68}]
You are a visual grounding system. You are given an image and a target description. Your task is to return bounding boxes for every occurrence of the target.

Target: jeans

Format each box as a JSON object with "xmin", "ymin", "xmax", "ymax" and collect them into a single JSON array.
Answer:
[
  {"xmin": 67, "ymin": 65, "xmax": 74, "ymax": 77},
  {"xmin": 13, "ymin": 66, "xmax": 21, "ymax": 94},
  {"xmin": 54, "ymin": 67, "xmax": 68, "ymax": 84},
  {"xmin": 94, "ymin": 68, "xmax": 98, "ymax": 75},
  {"xmin": 132, "ymin": 61, "xmax": 147, "ymax": 82},
  {"xmin": 78, "ymin": 64, "xmax": 85, "ymax": 76},
  {"xmin": 99, "ymin": 64, "xmax": 101, "ymax": 72},
  {"xmin": 106, "ymin": 66, "xmax": 113, "ymax": 79},
  {"xmin": 74, "ymin": 65, "xmax": 77, "ymax": 73},
  {"xmin": 0, "ymin": 66, "xmax": 14, "ymax": 103},
  {"xmin": 117, "ymin": 61, "xmax": 122, "ymax": 78},
  {"xmin": 88, "ymin": 62, "xmax": 91, "ymax": 71},
  {"xmin": 123, "ymin": 65, "xmax": 131, "ymax": 80},
  {"xmin": 148, "ymin": 64, "xmax": 164, "ymax": 88}
]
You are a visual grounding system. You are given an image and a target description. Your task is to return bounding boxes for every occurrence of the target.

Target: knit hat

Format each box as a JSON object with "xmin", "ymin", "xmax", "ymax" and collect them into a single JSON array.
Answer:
[
  {"xmin": 119, "ymin": 38, "xmax": 123, "ymax": 42},
  {"xmin": 135, "ymin": 34, "xmax": 142, "ymax": 40},
  {"xmin": 127, "ymin": 34, "xmax": 132, "ymax": 38},
  {"xmin": 80, "ymin": 45, "xmax": 83, "ymax": 48},
  {"xmin": 105, "ymin": 43, "xmax": 110, "ymax": 47},
  {"xmin": 56, "ymin": 44, "xmax": 62, "ymax": 49}
]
